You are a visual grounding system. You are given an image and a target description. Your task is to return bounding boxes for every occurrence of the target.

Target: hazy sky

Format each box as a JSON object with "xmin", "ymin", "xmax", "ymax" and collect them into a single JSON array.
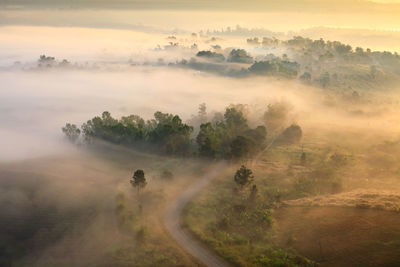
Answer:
[
  {"xmin": 1, "ymin": 0, "xmax": 400, "ymax": 33},
  {"xmin": 371, "ymin": 0, "xmax": 400, "ymax": 2},
  {"xmin": 2, "ymin": 0, "xmax": 400, "ymax": 12}
]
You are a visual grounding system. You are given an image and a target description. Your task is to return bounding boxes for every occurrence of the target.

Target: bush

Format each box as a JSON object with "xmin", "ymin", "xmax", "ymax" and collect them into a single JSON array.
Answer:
[{"xmin": 276, "ymin": 124, "xmax": 302, "ymax": 144}]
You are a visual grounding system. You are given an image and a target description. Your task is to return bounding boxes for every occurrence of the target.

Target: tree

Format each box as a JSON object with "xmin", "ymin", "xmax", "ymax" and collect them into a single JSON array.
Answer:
[
  {"xmin": 230, "ymin": 136, "xmax": 251, "ymax": 160},
  {"xmin": 197, "ymin": 122, "xmax": 219, "ymax": 158},
  {"xmin": 299, "ymin": 72, "xmax": 311, "ymax": 82},
  {"xmin": 189, "ymin": 103, "xmax": 208, "ymax": 127},
  {"xmin": 247, "ymin": 37, "xmax": 260, "ymax": 45},
  {"xmin": 130, "ymin": 169, "xmax": 147, "ymax": 194},
  {"xmin": 196, "ymin": 51, "xmax": 225, "ymax": 62},
  {"xmin": 277, "ymin": 124, "xmax": 303, "ymax": 144},
  {"xmin": 263, "ymin": 102, "xmax": 290, "ymax": 133},
  {"xmin": 300, "ymin": 152, "xmax": 306, "ymax": 166},
  {"xmin": 234, "ymin": 165, "xmax": 254, "ymax": 189},
  {"xmin": 148, "ymin": 112, "xmax": 193, "ymax": 154},
  {"xmin": 249, "ymin": 184, "xmax": 258, "ymax": 203},
  {"xmin": 224, "ymin": 107, "xmax": 248, "ymax": 136},
  {"xmin": 198, "ymin": 103, "xmax": 207, "ymax": 123},
  {"xmin": 38, "ymin": 55, "xmax": 55, "ymax": 67},
  {"xmin": 62, "ymin": 123, "xmax": 81, "ymax": 143},
  {"xmin": 245, "ymin": 126, "xmax": 267, "ymax": 151},
  {"xmin": 227, "ymin": 49, "xmax": 253, "ymax": 64},
  {"xmin": 248, "ymin": 61, "xmax": 277, "ymax": 75},
  {"xmin": 334, "ymin": 43, "xmax": 352, "ymax": 54},
  {"xmin": 319, "ymin": 72, "xmax": 330, "ymax": 88}
]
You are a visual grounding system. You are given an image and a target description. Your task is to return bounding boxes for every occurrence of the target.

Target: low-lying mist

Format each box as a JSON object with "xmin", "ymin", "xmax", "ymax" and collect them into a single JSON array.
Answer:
[
  {"xmin": 0, "ymin": 143, "xmax": 210, "ymax": 266},
  {"xmin": 1, "ymin": 21, "xmax": 400, "ymax": 267},
  {"xmin": 2, "ymin": 66, "xmax": 400, "ymax": 162},
  {"xmin": 0, "ymin": 66, "xmax": 306, "ymax": 161}
]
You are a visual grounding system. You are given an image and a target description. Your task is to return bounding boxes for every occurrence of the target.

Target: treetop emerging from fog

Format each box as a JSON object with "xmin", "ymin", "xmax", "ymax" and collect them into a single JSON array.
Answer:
[{"xmin": 63, "ymin": 104, "xmax": 302, "ymax": 160}]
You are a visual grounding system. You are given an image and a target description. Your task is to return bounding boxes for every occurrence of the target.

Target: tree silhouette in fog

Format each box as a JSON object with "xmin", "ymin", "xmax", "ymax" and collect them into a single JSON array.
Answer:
[
  {"xmin": 130, "ymin": 169, "xmax": 147, "ymax": 194},
  {"xmin": 234, "ymin": 165, "xmax": 254, "ymax": 190}
]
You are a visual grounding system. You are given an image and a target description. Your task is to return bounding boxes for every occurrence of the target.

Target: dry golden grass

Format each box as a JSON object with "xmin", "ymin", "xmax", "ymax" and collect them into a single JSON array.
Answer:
[
  {"xmin": 283, "ymin": 189, "xmax": 400, "ymax": 212},
  {"xmin": 273, "ymin": 206, "xmax": 400, "ymax": 267}
]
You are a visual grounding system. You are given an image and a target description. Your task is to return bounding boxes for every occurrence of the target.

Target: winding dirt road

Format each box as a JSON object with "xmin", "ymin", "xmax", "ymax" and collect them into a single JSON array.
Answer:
[{"xmin": 165, "ymin": 163, "xmax": 229, "ymax": 267}]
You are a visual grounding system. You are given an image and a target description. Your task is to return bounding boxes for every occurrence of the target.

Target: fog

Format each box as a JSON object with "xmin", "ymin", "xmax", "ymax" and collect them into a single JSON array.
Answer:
[
  {"xmin": 0, "ymin": 69, "xmax": 300, "ymax": 161},
  {"xmin": 1, "ymin": 8, "xmax": 400, "ymax": 267},
  {"xmin": 3, "ymin": 67, "xmax": 396, "ymax": 162},
  {"xmin": 1, "ymin": 26, "xmax": 399, "ymax": 162}
]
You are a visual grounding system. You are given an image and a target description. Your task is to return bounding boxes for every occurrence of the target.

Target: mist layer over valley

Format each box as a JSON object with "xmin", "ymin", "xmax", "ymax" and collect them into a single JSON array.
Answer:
[{"xmin": 1, "ymin": 6, "xmax": 400, "ymax": 267}]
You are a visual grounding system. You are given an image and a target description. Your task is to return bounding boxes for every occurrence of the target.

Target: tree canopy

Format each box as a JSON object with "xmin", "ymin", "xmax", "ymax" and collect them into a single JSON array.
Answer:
[
  {"xmin": 234, "ymin": 165, "xmax": 254, "ymax": 189},
  {"xmin": 228, "ymin": 49, "xmax": 254, "ymax": 64},
  {"xmin": 80, "ymin": 111, "xmax": 193, "ymax": 154},
  {"xmin": 130, "ymin": 169, "xmax": 147, "ymax": 192},
  {"xmin": 196, "ymin": 50, "xmax": 225, "ymax": 62},
  {"xmin": 197, "ymin": 107, "xmax": 266, "ymax": 160},
  {"xmin": 63, "ymin": 104, "xmax": 303, "ymax": 159},
  {"xmin": 62, "ymin": 123, "xmax": 81, "ymax": 143}
]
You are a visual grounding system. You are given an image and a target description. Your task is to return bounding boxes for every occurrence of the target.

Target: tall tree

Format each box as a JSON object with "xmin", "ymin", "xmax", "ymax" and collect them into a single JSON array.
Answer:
[
  {"xmin": 198, "ymin": 103, "xmax": 207, "ymax": 123},
  {"xmin": 234, "ymin": 165, "xmax": 254, "ymax": 189},
  {"xmin": 62, "ymin": 123, "xmax": 81, "ymax": 143},
  {"xmin": 130, "ymin": 169, "xmax": 147, "ymax": 194}
]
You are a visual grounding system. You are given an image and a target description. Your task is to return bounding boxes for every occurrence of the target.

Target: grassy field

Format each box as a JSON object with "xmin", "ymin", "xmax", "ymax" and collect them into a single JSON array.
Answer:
[
  {"xmin": 182, "ymin": 164, "xmax": 316, "ymax": 266},
  {"xmin": 182, "ymin": 128, "xmax": 400, "ymax": 266},
  {"xmin": 273, "ymin": 206, "xmax": 400, "ymax": 267},
  {"xmin": 0, "ymin": 143, "xmax": 209, "ymax": 267}
]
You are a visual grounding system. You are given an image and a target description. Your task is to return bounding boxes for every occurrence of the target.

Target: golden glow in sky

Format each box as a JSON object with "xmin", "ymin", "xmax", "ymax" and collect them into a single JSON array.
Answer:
[{"xmin": 370, "ymin": 0, "xmax": 400, "ymax": 2}]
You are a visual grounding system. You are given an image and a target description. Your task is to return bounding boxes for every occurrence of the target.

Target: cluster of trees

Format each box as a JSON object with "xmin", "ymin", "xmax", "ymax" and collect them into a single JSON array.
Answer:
[
  {"xmin": 227, "ymin": 49, "xmax": 254, "ymax": 64},
  {"xmin": 263, "ymin": 102, "xmax": 289, "ymax": 132},
  {"xmin": 65, "ymin": 111, "xmax": 193, "ymax": 154},
  {"xmin": 178, "ymin": 57, "xmax": 227, "ymax": 75},
  {"xmin": 61, "ymin": 123, "xmax": 81, "ymax": 143},
  {"xmin": 63, "ymin": 105, "xmax": 302, "ymax": 159},
  {"xmin": 247, "ymin": 37, "xmax": 280, "ymax": 46},
  {"xmin": 197, "ymin": 107, "xmax": 267, "ymax": 160},
  {"xmin": 282, "ymin": 37, "xmax": 400, "ymax": 82},
  {"xmin": 38, "ymin": 55, "xmax": 70, "ymax": 68},
  {"xmin": 194, "ymin": 49, "xmax": 254, "ymax": 65},
  {"xmin": 196, "ymin": 51, "xmax": 225, "ymax": 62},
  {"xmin": 182, "ymin": 49, "xmax": 300, "ymax": 79},
  {"xmin": 249, "ymin": 59, "xmax": 299, "ymax": 78},
  {"xmin": 208, "ymin": 25, "xmax": 282, "ymax": 38},
  {"xmin": 243, "ymin": 35, "xmax": 400, "ymax": 89}
]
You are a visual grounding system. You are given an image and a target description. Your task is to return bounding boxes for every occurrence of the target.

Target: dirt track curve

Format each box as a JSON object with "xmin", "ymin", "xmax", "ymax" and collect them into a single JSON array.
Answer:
[{"xmin": 165, "ymin": 163, "xmax": 229, "ymax": 267}]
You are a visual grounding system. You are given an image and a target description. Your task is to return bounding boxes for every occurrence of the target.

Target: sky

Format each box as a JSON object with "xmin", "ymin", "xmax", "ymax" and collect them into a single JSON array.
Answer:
[
  {"xmin": 0, "ymin": 1, "xmax": 399, "ymax": 33},
  {"xmin": 371, "ymin": 0, "xmax": 400, "ymax": 2},
  {"xmin": 1, "ymin": 0, "xmax": 400, "ymax": 12}
]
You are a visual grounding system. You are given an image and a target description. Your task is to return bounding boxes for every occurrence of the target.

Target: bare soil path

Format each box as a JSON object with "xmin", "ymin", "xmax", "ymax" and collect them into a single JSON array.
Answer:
[{"xmin": 164, "ymin": 163, "xmax": 229, "ymax": 267}]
